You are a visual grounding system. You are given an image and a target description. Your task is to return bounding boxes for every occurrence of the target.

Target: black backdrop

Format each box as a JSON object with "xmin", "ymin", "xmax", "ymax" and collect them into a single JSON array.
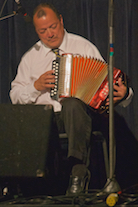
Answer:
[{"xmin": 0, "ymin": 0, "xmax": 138, "ymax": 141}]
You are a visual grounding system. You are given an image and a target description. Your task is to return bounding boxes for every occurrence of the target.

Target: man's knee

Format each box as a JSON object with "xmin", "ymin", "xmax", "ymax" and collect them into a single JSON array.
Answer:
[{"xmin": 61, "ymin": 97, "xmax": 86, "ymax": 112}]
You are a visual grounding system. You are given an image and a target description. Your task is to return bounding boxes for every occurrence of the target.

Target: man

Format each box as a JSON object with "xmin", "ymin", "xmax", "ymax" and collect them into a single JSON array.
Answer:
[{"xmin": 10, "ymin": 3, "xmax": 133, "ymax": 195}]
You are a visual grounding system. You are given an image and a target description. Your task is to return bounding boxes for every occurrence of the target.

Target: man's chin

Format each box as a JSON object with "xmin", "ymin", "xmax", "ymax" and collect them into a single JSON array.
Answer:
[
  {"xmin": 43, "ymin": 40, "xmax": 60, "ymax": 49},
  {"xmin": 50, "ymin": 43, "xmax": 60, "ymax": 49}
]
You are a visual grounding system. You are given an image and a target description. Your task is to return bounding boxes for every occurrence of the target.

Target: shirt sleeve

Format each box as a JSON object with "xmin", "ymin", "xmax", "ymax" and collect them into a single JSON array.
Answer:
[
  {"xmin": 119, "ymin": 87, "xmax": 134, "ymax": 107},
  {"xmin": 10, "ymin": 56, "xmax": 41, "ymax": 104}
]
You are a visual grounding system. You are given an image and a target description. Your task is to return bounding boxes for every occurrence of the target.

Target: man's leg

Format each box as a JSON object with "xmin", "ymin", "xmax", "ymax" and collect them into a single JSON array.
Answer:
[
  {"xmin": 59, "ymin": 97, "xmax": 93, "ymax": 195},
  {"xmin": 61, "ymin": 97, "xmax": 92, "ymax": 164}
]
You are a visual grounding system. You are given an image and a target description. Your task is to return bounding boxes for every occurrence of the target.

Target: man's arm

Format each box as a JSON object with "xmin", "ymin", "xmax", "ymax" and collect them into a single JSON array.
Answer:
[
  {"xmin": 10, "ymin": 69, "xmax": 55, "ymax": 104},
  {"xmin": 106, "ymin": 78, "xmax": 134, "ymax": 107}
]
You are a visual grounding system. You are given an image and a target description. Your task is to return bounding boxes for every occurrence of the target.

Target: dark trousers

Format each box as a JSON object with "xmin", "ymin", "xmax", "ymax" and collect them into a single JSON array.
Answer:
[{"xmin": 55, "ymin": 97, "xmax": 103, "ymax": 164}]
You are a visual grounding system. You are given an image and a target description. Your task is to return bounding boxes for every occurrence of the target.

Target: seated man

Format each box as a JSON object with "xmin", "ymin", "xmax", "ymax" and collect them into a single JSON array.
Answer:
[{"xmin": 10, "ymin": 3, "xmax": 133, "ymax": 195}]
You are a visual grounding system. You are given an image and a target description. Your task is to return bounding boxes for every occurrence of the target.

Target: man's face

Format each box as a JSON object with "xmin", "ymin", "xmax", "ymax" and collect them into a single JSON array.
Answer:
[{"xmin": 33, "ymin": 8, "xmax": 64, "ymax": 49}]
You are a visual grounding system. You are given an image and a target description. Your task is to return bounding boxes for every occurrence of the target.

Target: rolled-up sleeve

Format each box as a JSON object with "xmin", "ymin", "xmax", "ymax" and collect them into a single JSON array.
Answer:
[{"xmin": 119, "ymin": 87, "xmax": 134, "ymax": 107}]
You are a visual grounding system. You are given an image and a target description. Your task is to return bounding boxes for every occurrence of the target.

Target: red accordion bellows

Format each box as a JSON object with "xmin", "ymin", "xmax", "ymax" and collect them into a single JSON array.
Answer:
[{"xmin": 54, "ymin": 54, "xmax": 124, "ymax": 113}]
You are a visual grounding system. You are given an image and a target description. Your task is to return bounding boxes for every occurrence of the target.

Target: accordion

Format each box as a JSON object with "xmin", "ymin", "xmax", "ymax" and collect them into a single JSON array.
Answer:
[{"xmin": 50, "ymin": 53, "xmax": 126, "ymax": 113}]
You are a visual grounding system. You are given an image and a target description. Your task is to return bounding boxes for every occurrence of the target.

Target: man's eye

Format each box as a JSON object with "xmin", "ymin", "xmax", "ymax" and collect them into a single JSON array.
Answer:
[
  {"xmin": 39, "ymin": 30, "xmax": 46, "ymax": 34},
  {"xmin": 51, "ymin": 24, "xmax": 57, "ymax": 29}
]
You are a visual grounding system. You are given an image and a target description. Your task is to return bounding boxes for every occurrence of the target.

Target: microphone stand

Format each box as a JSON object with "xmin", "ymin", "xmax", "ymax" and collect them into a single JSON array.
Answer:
[
  {"xmin": 0, "ymin": 11, "xmax": 17, "ymax": 21},
  {"xmin": 104, "ymin": 0, "xmax": 121, "ymax": 193}
]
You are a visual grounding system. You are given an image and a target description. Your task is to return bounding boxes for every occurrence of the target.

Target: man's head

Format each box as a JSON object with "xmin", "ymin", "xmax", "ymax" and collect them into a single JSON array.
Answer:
[{"xmin": 33, "ymin": 3, "xmax": 64, "ymax": 49}]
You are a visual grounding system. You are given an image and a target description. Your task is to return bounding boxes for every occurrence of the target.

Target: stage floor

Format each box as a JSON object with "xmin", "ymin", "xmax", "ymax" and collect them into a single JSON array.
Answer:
[{"xmin": 0, "ymin": 191, "xmax": 138, "ymax": 207}]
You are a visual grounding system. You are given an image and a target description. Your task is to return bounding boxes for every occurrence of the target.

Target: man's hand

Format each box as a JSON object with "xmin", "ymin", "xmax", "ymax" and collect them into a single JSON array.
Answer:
[
  {"xmin": 34, "ymin": 70, "xmax": 55, "ymax": 91},
  {"xmin": 106, "ymin": 77, "xmax": 128, "ymax": 105}
]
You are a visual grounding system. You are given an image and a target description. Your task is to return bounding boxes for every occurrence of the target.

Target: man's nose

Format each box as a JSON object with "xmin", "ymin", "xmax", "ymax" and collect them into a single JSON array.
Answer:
[{"xmin": 47, "ymin": 29, "xmax": 54, "ymax": 38}]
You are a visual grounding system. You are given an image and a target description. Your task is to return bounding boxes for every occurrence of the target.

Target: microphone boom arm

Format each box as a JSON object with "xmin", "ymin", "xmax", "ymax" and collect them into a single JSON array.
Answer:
[{"xmin": 0, "ymin": 11, "xmax": 17, "ymax": 21}]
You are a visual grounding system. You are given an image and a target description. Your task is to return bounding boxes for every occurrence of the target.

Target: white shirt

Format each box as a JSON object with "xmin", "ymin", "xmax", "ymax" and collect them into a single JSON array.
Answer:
[{"xmin": 10, "ymin": 30, "xmax": 133, "ymax": 112}]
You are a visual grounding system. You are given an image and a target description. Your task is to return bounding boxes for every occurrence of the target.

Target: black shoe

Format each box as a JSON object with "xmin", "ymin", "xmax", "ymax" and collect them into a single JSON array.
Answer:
[{"xmin": 66, "ymin": 164, "xmax": 91, "ymax": 195}]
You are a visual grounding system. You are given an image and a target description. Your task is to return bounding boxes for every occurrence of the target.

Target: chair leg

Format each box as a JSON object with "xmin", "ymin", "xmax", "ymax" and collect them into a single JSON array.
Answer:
[
  {"xmin": 102, "ymin": 138, "xmax": 109, "ymax": 178},
  {"xmin": 92, "ymin": 131, "xmax": 109, "ymax": 179}
]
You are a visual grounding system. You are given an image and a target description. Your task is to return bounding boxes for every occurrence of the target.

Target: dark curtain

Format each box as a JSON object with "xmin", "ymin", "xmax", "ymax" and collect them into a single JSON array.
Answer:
[
  {"xmin": 0, "ymin": 0, "xmax": 138, "ymax": 192},
  {"xmin": 0, "ymin": 0, "xmax": 138, "ymax": 138}
]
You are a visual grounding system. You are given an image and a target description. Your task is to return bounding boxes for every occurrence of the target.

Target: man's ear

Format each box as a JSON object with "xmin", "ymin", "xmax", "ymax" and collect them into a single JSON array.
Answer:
[{"xmin": 60, "ymin": 14, "xmax": 64, "ymax": 25}]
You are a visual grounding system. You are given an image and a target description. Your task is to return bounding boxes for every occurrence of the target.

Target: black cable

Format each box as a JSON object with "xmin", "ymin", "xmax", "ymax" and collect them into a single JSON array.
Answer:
[{"xmin": 0, "ymin": 182, "xmax": 137, "ymax": 205}]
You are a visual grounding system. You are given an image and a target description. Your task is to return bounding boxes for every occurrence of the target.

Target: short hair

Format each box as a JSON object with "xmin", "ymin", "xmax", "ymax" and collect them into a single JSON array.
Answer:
[{"xmin": 33, "ymin": 3, "xmax": 61, "ymax": 20}]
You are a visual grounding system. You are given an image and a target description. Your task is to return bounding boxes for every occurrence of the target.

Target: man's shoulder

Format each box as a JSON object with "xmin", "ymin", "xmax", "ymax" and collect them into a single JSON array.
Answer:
[
  {"xmin": 65, "ymin": 31, "xmax": 103, "ymax": 59},
  {"xmin": 26, "ymin": 40, "xmax": 42, "ymax": 54},
  {"xmin": 21, "ymin": 40, "xmax": 42, "ymax": 59},
  {"xmin": 67, "ymin": 32, "xmax": 91, "ymax": 44},
  {"xmin": 66, "ymin": 31, "xmax": 98, "ymax": 51}
]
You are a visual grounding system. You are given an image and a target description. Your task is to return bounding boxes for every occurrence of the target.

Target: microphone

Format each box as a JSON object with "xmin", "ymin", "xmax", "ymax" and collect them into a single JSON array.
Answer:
[{"xmin": 14, "ymin": 0, "xmax": 32, "ymax": 22}]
